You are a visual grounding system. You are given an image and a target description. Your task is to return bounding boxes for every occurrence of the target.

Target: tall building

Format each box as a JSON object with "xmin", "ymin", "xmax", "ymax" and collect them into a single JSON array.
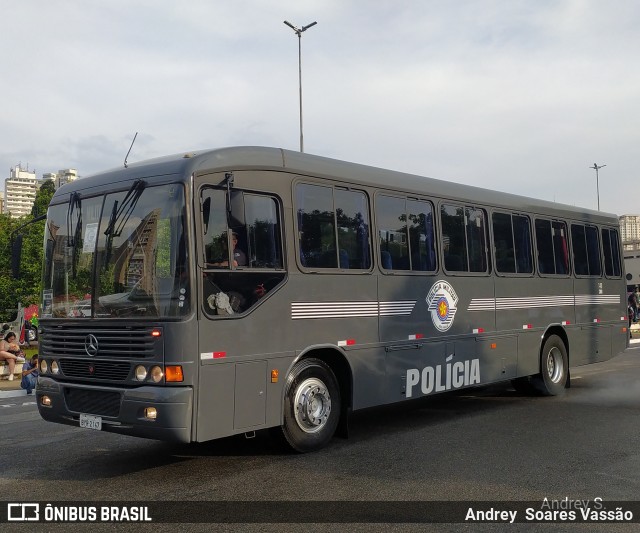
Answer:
[
  {"xmin": 619, "ymin": 215, "xmax": 640, "ymax": 251},
  {"xmin": 4, "ymin": 164, "xmax": 37, "ymax": 218},
  {"xmin": 43, "ymin": 168, "xmax": 78, "ymax": 189}
]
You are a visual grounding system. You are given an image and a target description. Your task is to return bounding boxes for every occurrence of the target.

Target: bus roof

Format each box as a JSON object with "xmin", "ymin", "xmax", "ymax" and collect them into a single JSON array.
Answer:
[{"xmin": 53, "ymin": 146, "xmax": 618, "ymax": 223}]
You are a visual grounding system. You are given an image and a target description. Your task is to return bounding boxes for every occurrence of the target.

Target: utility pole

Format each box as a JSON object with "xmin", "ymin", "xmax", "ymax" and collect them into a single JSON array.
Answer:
[
  {"xmin": 590, "ymin": 163, "xmax": 606, "ymax": 211},
  {"xmin": 283, "ymin": 20, "xmax": 317, "ymax": 152}
]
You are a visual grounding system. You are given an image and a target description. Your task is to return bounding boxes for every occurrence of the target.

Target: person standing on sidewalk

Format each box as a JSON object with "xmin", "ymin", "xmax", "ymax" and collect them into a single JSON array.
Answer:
[{"xmin": 21, "ymin": 354, "xmax": 38, "ymax": 394}]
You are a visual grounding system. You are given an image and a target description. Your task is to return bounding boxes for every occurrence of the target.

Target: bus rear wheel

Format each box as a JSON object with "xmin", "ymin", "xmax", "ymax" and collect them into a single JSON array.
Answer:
[
  {"xmin": 281, "ymin": 358, "xmax": 341, "ymax": 453},
  {"xmin": 532, "ymin": 335, "xmax": 568, "ymax": 396}
]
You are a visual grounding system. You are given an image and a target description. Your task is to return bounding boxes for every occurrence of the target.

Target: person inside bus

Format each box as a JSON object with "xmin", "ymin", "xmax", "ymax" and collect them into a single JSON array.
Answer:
[
  {"xmin": 210, "ymin": 231, "xmax": 247, "ymax": 267},
  {"xmin": 21, "ymin": 354, "xmax": 38, "ymax": 394},
  {"xmin": 0, "ymin": 331, "xmax": 26, "ymax": 381}
]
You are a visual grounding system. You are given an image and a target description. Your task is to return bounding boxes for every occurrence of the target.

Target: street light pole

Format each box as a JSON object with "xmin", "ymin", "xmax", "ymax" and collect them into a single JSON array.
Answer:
[
  {"xmin": 590, "ymin": 163, "xmax": 606, "ymax": 211},
  {"xmin": 283, "ymin": 20, "xmax": 317, "ymax": 153}
]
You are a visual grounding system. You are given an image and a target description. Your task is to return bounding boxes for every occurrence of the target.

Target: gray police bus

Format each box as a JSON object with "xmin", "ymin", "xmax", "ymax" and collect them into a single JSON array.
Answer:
[{"xmin": 36, "ymin": 146, "xmax": 628, "ymax": 452}]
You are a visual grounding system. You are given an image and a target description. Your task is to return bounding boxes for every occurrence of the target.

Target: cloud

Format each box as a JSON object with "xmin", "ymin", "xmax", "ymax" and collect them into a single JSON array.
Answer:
[{"xmin": 1, "ymin": 0, "xmax": 639, "ymax": 214}]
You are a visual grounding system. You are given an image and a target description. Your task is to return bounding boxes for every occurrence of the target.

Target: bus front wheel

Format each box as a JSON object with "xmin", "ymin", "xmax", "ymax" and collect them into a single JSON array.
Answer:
[
  {"xmin": 281, "ymin": 358, "xmax": 341, "ymax": 453},
  {"xmin": 532, "ymin": 335, "xmax": 568, "ymax": 396}
]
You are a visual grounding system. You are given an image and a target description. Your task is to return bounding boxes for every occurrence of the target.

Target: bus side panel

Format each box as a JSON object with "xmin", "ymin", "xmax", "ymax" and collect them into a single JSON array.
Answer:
[
  {"xmin": 348, "ymin": 346, "xmax": 389, "ymax": 410},
  {"xmin": 476, "ymin": 335, "xmax": 518, "ymax": 381},
  {"xmin": 494, "ymin": 276, "xmax": 574, "ymax": 377},
  {"xmin": 379, "ymin": 273, "xmax": 499, "ymax": 400},
  {"xmin": 573, "ymin": 277, "xmax": 615, "ymax": 365},
  {"xmin": 385, "ymin": 335, "xmax": 517, "ymax": 402},
  {"xmin": 611, "ymin": 324, "xmax": 628, "ymax": 359},
  {"xmin": 573, "ymin": 326, "xmax": 610, "ymax": 366},
  {"xmin": 274, "ymin": 273, "xmax": 382, "ymax": 415},
  {"xmin": 495, "ymin": 276, "xmax": 574, "ymax": 333},
  {"xmin": 196, "ymin": 362, "xmax": 235, "ymax": 441}
]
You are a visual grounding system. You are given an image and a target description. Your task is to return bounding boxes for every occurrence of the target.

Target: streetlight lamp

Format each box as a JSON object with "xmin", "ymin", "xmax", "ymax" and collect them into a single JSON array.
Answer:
[
  {"xmin": 590, "ymin": 163, "xmax": 606, "ymax": 211},
  {"xmin": 283, "ymin": 20, "xmax": 317, "ymax": 153}
]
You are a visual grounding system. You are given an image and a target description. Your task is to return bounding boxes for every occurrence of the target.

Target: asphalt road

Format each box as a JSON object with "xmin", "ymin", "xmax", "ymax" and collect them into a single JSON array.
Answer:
[{"xmin": 1, "ymin": 347, "xmax": 639, "ymax": 531}]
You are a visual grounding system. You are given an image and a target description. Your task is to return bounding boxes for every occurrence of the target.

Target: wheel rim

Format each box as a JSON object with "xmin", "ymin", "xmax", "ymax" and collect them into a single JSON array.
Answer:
[
  {"xmin": 546, "ymin": 347, "xmax": 564, "ymax": 384},
  {"xmin": 293, "ymin": 377, "xmax": 331, "ymax": 434}
]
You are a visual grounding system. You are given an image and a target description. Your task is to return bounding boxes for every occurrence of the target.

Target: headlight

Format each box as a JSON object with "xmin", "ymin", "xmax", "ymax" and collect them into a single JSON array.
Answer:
[
  {"xmin": 40, "ymin": 360, "xmax": 48, "ymax": 374},
  {"xmin": 134, "ymin": 365, "xmax": 148, "ymax": 381},
  {"xmin": 150, "ymin": 366, "xmax": 164, "ymax": 383},
  {"xmin": 51, "ymin": 360, "xmax": 59, "ymax": 374}
]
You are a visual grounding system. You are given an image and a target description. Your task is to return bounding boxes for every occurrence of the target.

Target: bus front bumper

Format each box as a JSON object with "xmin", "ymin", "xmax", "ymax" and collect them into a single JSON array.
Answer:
[{"xmin": 36, "ymin": 377, "xmax": 193, "ymax": 443}]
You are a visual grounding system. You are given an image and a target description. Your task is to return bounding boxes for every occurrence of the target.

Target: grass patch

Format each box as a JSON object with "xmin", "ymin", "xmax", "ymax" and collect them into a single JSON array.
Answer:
[{"xmin": 22, "ymin": 346, "xmax": 39, "ymax": 360}]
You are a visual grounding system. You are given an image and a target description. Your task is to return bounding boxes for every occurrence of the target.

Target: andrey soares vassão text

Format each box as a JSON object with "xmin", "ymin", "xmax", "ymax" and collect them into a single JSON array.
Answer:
[{"xmin": 465, "ymin": 498, "xmax": 634, "ymax": 523}]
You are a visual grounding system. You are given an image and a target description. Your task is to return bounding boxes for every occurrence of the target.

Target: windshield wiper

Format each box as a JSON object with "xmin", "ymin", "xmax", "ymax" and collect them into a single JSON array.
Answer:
[
  {"xmin": 103, "ymin": 179, "xmax": 146, "ymax": 267},
  {"xmin": 104, "ymin": 179, "xmax": 146, "ymax": 237},
  {"xmin": 66, "ymin": 192, "xmax": 82, "ymax": 278}
]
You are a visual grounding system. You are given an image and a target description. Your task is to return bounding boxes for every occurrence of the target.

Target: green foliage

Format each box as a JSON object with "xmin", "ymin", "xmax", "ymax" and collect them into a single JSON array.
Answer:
[
  {"xmin": 0, "ymin": 183, "xmax": 55, "ymax": 321},
  {"xmin": 31, "ymin": 180, "xmax": 55, "ymax": 218}
]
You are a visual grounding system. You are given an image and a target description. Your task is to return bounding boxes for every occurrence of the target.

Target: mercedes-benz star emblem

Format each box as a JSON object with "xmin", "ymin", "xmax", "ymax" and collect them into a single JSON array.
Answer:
[{"xmin": 85, "ymin": 334, "xmax": 99, "ymax": 356}]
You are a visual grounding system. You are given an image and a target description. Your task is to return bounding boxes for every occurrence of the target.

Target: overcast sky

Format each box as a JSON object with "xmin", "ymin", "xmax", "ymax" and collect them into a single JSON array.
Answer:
[{"xmin": 2, "ymin": 0, "xmax": 638, "ymax": 215}]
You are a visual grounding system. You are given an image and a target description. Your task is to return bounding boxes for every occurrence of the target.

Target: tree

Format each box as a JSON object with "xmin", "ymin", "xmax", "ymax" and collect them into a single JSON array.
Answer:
[
  {"xmin": 0, "ymin": 182, "xmax": 55, "ymax": 321},
  {"xmin": 31, "ymin": 180, "xmax": 55, "ymax": 217}
]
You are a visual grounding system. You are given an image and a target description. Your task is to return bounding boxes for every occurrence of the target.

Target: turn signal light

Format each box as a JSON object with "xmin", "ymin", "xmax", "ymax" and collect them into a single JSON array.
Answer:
[
  {"xmin": 165, "ymin": 365, "xmax": 183, "ymax": 382},
  {"xmin": 271, "ymin": 370, "xmax": 279, "ymax": 383}
]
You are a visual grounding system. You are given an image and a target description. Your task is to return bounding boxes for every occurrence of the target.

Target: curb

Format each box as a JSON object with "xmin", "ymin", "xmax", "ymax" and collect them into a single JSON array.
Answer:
[{"xmin": 0, "ymin": 389, "xmax": 31, "ymax": 399}]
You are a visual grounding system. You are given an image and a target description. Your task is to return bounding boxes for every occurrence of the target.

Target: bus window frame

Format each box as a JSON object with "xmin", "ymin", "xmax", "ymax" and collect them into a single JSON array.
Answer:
[
  {"xmin": 601, "ymin": 226, "xmax": 623, "ymax": 280},
  {"xmin": 439, "ymin": 201, "xmax": 491, "ymax": 277},
  {"xmin": 570, "ymin": 221, "xmax": 602, "ymax": 278},
  {"xmin": 490, "ymin": 209, "xmax": 535, "ymax": 278},
  {"xmin": 197, "ymin": 184, "xmax": 286, "ymax": 272},
  {"xmin": 196, "ymin": 181, "xmax": 287, "ymax": 320},
  {"xmin": 533, "ymin": 216, "xmax": 571, "ymax": 278},
  {"xmin": 374, "ymin": 191, "xmax": 438, "ymax": 275},
  {"xmin": 294, "ymin": 179, "xmax": 374, "ymax": 274}
]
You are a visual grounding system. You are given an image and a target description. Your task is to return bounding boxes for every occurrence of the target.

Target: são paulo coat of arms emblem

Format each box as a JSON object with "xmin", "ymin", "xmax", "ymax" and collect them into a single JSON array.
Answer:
[{"xmin": 426, "ymin": 280, "xmax": 459, "ymax": 332}]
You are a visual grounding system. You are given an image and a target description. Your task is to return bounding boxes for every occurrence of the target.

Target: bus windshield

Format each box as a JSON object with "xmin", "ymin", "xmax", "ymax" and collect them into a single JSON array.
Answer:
[{"xmin": 42, "ymin": 183, "xmax": 189, "ymax": 319}]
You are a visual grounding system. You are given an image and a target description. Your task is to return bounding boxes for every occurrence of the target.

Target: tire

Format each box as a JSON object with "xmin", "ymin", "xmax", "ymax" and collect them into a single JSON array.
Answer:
[
  {"xmin": 531, "ymin": 335, "xmax": 568, "ymax": 396},
  {"xmin": 281, "ymin": 358, "xmax": 341, "ymax": 453}
]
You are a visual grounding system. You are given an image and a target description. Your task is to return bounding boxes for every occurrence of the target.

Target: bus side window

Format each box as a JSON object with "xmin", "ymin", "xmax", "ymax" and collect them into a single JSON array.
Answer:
[
  {"xmin": 377, "ymin": 195, "xmax": 436, "ymax": 273},
  {"xmin": 244, "ymin": 194, "xmax": 283, "ymax": 269},
  {"xmin": 377, "ymin": 195, "xmax": 409, "ymax": 271},
  {"xmin": 441, "ymin": 203, "xmax": 489, "ymax": 273},
  {"xmin": 493, "ymin": 212, "xmax": 533, "ymax": 275},
  {"xmin": 201, "ymin": 188, "xmax": 228, "ymax": 265},
  {"xmin": 407, "ymin": 199, "xmax": 437, "ymax": 272},
  {"xmin": 602, "ymin": 227, "xmax": 622, "ymax": 277},
  {"xmin": 466, "ymin": 207, "xmax": 488, "ymax": 272},
  {"xmin": 552, "ymin": 221, "xmax": 569, "ymax": 275},
  {"xmin": 572, "ymin": 223, "xmax": 602, "ymax": 277},
  {"xmin": 535, "ymin": 218, "xmax": 569, "ymax": 276},
  {"xmin": 441, "ymin": 204, "xmax": 468, "ymax": 272},
  {"xmin": 297, "ymin": 184, "xmax": 336, "ymax": 268},
  {"xmin": 296, "ymin": 183, "xmax": 371, "ymax": 270},
  {"xmin": 535, "ymin": 219, "xmax": 554, "ymax": 274},
  {"xmin": 493, "ymin": 212, "xmax": 515, "ymax": 273}
]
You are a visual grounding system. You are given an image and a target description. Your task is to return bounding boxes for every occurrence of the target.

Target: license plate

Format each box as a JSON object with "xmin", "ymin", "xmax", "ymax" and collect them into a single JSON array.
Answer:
[{"xmin": 79, "ymin": 413, "xmax": 102, "ymax": 431}]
